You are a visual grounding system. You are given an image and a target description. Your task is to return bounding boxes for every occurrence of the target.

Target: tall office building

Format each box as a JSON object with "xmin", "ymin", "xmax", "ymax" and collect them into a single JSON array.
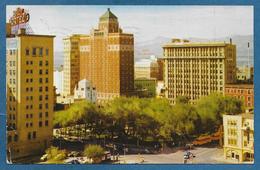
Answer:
[
  {"xmin": 78, "ymin": 8, "xmax": 134, "ymax": 101},
  {"xmin": 6, "ymin": 28, "xmax": 55, "ymax": 159},
  {"xmin": 63, "ymin": 35, "xmax": 86, "ymax": 96},
  {"xmin": 163, "ymin": 38, "xmax": 236, "ymax": 104}
]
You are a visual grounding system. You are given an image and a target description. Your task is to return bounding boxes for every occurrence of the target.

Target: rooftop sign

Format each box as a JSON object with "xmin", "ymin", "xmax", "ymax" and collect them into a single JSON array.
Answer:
[{"xmin": 9, "ymin": 8, "xmax": 31, "ymax": 34}]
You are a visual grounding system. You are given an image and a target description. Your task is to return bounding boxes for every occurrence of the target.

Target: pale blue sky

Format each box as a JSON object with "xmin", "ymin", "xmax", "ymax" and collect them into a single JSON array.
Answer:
[{"xmin": 6, "ymin": 5, "xmax": 253, "ymax": 52}]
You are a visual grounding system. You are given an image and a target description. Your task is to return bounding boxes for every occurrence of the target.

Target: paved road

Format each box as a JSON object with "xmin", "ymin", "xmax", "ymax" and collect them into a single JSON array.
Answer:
[{"xmin": 117, "ymin": 147, "xmax": 229, "ymax": 164}]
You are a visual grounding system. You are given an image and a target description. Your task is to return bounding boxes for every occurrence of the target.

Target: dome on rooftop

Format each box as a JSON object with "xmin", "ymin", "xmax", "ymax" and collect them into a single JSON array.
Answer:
[{"xmin": 99, "ymin": 8, "xmax": 118, "ymax": 21}]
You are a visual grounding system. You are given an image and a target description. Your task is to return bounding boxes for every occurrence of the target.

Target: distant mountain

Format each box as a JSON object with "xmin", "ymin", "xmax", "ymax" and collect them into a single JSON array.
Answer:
[
  {"xmin": 54, "ymin": 35, "xmax": 254, "ymax": 68},
  {"xmin": 135, "ymin": 35, "xmax": 254, "ymax": 67}
]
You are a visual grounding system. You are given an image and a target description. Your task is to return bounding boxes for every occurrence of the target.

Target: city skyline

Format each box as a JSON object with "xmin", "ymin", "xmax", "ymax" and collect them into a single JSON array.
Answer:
[{"xmin": 6, "ymin": 5, "xmax": 253, "ymax": 53}]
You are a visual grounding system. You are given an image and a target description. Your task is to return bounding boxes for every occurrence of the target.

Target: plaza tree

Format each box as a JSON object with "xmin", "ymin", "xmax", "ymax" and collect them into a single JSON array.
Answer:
[
  {"xmin": 196, "ymin": 93, "xmax": 244, "ymax": 133},
  {"xmin": 83, "ymin": 144, "xmax": 105, "ymax": 163}
]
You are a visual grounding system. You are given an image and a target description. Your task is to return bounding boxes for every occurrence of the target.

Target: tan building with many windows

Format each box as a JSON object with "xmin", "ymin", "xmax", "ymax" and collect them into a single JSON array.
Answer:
[
  {"xmin": 6, "ymin": 28, "xmax": 55, "ymax": 160},
  {"xmin": 63, "ymin": 8, "xmax": 134, "ymax": 101},
  {"xmin": 223, "ymin": 113, "xmax": 254, "ymax": 163},
  {"xmin": 80, "ymin": 8, "xmax": 134, "ymax": 101},
  {"xmin": 163, "ymin": 38, "xmax": 236, "ymax": 104},
  {"xmin": 63, "ymin": 34, "xmax": 84, "ymax": 96}
]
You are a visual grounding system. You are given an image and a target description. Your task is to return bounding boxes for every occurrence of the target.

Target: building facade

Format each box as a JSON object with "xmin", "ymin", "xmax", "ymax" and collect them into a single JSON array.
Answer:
[
  {"xmin": 74, "ymin": 79, "xmax": 97, "ymax": 103},
  {"xmin": 163, "ymin": 38, "xmax": 236, "ymax": 104},
  {"xmin": 6, "ymin": 28, "xmax": 55, "ymax": 159},
  {"xmin": 63, "ymin": 35, "xmax": 83, "ymax": 96},
  {"xmin": 225, "ymin": 84, "xmax": 254, "ymax": 108},
  {"xmin": 157, "ymin": 58, "xmax": 164, "ymax": 81},
  {"xmin": 236, "ymin": 66, "xmax": 254, "ymax": 83},
  {"xmin": 78, "ymin": 8, "xmax": 134, "ymax": 101},
  {"xmin": 223, "ymin": 114, "xmax": 254, "ymax": 163},
  {"xmin": 135, "ymin": 58, "xmax": 159, "ymax": 80}
]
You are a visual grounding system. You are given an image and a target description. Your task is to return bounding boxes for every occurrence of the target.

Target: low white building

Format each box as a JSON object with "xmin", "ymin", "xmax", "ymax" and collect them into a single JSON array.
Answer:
[{"xmin": 74, "ymin": 79, "xmax": 96, "ymax": 103}]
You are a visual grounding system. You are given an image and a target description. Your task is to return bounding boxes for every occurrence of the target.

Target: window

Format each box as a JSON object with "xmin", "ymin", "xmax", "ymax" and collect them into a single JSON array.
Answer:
[
  {"xmin": 39, "ymin": 112, "xmax": 42, "ymax": 118},
  {"xmin": 45, "ymin": 112, "xmax": 48, "ymax": 117},
  {"xmin": 33, "ymin": 131, "xmax": 36, "ymax": 139},
  {"xmin": 26, "ymin": 48, "xmax": 30, "ymax": 56},
  {"xmin": 45, "ymin": 120, "xmax": 49, "ymax": 126},
  {"xmin": 46, "ymin": 69, "xmax": 49, "ymax": 74},
  {"xmin": 32, "ymin": 48, "xmax": 36, "ymax": 56},
  {"xmin": 45, "ymin": 95, "xmax": 48, "ymax": 100},
  {"xmin": 39, "ymin": 70, "xmax": 42, "ymax": 75},
  {"xmin": 39, "ymin": 48, "xmax": 43, "ymax": 56},
  {"xmin": 39, "ymin": 104, "xmax": 42, "ymax": 109},
  {"xmin": 45, "ymin": 61, "xmax": 49, "ymax": 66},
  {"xmin": 45, "ymin": 78, "xmax": 48, "ymax": 83},
  {"xmin": 46, "ymin": 49, "xmax": 49, "ymax": 56},
  {"xmin": 45, "ymin": 86, "xmax": 49, "ymax": 91},
  {"xmin": 39, "ymin": 95, "xmax": 43, "ymax": 101},
  {"xmin": 39, "ymin": 121, "xmax": 42, "ymax": 127},
  {"xmin": 8, "ymin": 136, "xmax": 12, "ymax": 143},
  {"xmin": 39, "ymin": 87, "xmax": 43, "ymax": 92},
  {"xmin": 14, "ymin": 134, "xmax": 18, "ymax": 142},
  {"xmin": 39, "ymin": 78, "xmax": 43, "ymax": 83},
  {"xmin": 39, "ymin": 61, "xmax": 43, "ymax": 66},
  {"xmin": 27, "ymin": 132, "xmax": 31, "ymax": 140},
  {"xmin": 45, "ymin": 103, "xmax": 49, "ymax": 109}
]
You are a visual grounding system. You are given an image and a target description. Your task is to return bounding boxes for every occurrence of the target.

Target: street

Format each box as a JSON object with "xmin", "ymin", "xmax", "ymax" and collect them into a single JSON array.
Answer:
[{"xmin": 117, "ymin": 147, "xmax": 235, "ymax": 164}]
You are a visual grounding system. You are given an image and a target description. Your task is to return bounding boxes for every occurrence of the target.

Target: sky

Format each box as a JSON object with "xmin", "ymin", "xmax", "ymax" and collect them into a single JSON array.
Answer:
[{"xmin": 6, "ymin": 5, "xmax": 253, "ymax": 52}]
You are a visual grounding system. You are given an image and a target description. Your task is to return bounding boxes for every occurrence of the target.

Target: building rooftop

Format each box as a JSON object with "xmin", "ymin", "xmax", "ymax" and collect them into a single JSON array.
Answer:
[
  {"xmin": 224, "ymin": 113, "xmax": 254, "ymax": 119},
  {"xmin": 99, "ymin": 8, "xmax": 118, "ymax": 21},
  {"xmin": 163, "ymin": 39, "xmax": 233, "ymax": 48},
  {"xmin": 225, "ymin": 84, "xmax": 254, "ymax": 88},
  {"xmin": 135, "ymin": 59, "xmax": 158, "ymax": 68}
]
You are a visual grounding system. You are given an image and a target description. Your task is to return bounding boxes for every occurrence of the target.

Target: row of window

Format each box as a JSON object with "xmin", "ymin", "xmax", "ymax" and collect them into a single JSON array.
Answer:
[
  {"xmin": 226, "ymin": 89, "xmax": 253, "ymax": 95},
  {"xmin": 26, "ymin": 103, "xmax": 49, "ymax": 110},
  {"xmin": 26, "ymin": 121, "xmax": 49, "ymax": 129},
  {"xmin": 7, "ymin": 49, "xmax": 17, "ymax": 56},
  {"xmin": 25, "ymin": 78, "xmax": 49, "ymax": 84},
  {"xmin": 26, "ymin": 86, "xmax": 49, "ymax": 92},
  {"xmin": 9, "ymin": 79, "xmax": 16, "ymax": 84},
  {"xmin": 26, "ymin": 60, "xmax": 49, "ymax": 66},
  {"xmin": 27, "ymin": 131, "xmax": 37, "ymax": 140},
  {"xmin": 9, "ymin": 70, "xmax": 16, "ymax": 76},
  {"xmin": 26, "ymin": 47, "xmax": 49, "ymax": 57},
  {"xmin": 7, "ymin": 134, "xmax": 18, "ymax": 143},
  {"xmin": 228, "ymin": 138, "xmax": 237, "ymax": 146},
  {"xmin": 9, "ymin": 114, "xmax": 15, "ymax": 120},
  {"xmin": 26, "ymin": 112, "xmax": 49, "ymax": 119},
  {"xmin": 9, "ymin": 61, "xmax": 15, "ymax": 67}
]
